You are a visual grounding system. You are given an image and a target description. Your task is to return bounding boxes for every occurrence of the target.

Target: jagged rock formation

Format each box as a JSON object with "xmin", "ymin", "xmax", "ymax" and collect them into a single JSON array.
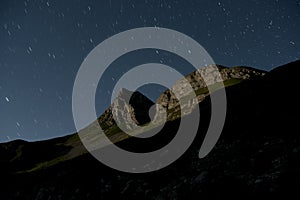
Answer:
[
  {"xmin": 156, "ymin": 65, "xmax": 266, "ymax": 121},
  {"xmin": 98, "ymin": 88, "xmax": 154, "ymax": 131},
  {"xmin": 98, "ymin": 65, "xmax": 266, "ymax": 128}
]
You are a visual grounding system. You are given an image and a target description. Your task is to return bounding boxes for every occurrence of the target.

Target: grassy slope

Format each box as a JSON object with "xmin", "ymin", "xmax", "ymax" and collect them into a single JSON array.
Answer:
[{"xmin": 4, "ymin": 78, "xmax": 246, "ymax": 174}]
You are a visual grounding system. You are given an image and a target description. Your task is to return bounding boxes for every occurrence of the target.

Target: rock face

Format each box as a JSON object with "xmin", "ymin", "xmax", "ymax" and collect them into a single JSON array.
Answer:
[
  {"xmin": 98, "ymin": 65, "xmax": 266, "ymax": 127},
  {"xmin": 98, "ymin": 88, "xmax": 154, "ymax": 131},
  {"xmin": 156, "ymin": 65, "xmax": 266, "ymax": 121}
]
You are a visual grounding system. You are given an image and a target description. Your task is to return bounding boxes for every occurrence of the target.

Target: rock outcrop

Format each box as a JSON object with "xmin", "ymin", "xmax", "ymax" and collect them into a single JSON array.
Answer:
[
  {"xmin": 156, "ymin": 65, "xmax": 266, "ymax": 121},
  {"xmin": 98, "ymin": 88, "xmax": 154, "ymax": 131},
  {"xmin": 98, "ymin": 65, "xmax": 266, "ymax": 128}
]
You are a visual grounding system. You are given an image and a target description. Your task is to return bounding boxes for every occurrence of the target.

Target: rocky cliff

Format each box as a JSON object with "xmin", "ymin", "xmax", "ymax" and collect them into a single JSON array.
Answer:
[
  {"xmin": 98, "ymin": 65, "xmax": 266, "ymax": 128},
  {"xmin": 156, "ymin": 65, "xmax": 266, "ymax": 121},
  {"xmin": 98, "ymin": 88, "xmax": 154, "ymax": 131}
]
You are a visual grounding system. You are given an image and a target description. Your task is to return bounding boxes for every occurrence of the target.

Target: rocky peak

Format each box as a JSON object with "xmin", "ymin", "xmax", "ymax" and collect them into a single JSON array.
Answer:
[
  {"xmin": 114, "ymin": 88, "xmax": 133, "ymax": 101},
  {"xmin": 98, "ymin": 89, "xmax": 154, "ymax": 131},
  {"xmin": 156, "ymin": 65, "xmax": 266, "ymax": 121},
  {"xmin": 98, "ymin": 65, "xmax": 266, "ymax": 130}
]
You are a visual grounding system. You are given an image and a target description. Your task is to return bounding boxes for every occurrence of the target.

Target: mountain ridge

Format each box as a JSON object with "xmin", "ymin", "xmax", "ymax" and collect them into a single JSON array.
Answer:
[
  {"xmin": 1, "ymin": 61, "xmax": 299, "ymax": 199},
  {"xmin": 0, "ymin": 64, "xmax": 268, "ymax": 174}
]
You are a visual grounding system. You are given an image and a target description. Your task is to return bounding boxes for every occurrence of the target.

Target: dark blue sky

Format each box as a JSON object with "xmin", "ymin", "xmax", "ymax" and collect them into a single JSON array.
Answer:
[{"xmin": 0, "ymin": 0, "xmax": 299, "ymax": 142}]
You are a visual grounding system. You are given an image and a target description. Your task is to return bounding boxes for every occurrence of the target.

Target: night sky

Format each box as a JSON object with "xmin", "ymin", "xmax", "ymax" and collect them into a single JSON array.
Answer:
[{"xmin": 0, "ymin": 0, "xmax": 299, "ymax": 142}]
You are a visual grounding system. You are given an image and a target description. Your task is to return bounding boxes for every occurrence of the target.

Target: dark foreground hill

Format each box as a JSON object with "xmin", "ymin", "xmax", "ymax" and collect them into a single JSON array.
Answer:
[{"xmin": 0, "ymin": 61, "xmax": 300, "ymax": 199}]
